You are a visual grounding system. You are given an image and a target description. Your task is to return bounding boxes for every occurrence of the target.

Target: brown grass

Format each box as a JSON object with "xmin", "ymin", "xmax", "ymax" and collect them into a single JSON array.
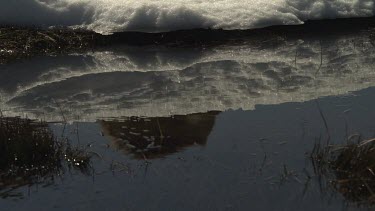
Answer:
[
  {"xmin": 0, "ymin": 116, "xmax": 91, "ymax": 198},
  {"xmin": 311, "ymin": 135, "xmax": 375, "ymax": 206},
  {"xmin": 0, "ymin": 26, "xmax": 101, "ymax": 64}
]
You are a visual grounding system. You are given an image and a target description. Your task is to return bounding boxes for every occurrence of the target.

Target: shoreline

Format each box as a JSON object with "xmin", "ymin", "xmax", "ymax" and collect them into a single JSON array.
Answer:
[
  {"xmin": 0, "ymin": 16, "xmax": 374, "ymax": 65},
  {"xmin": 0, "ymin": 26, "xmax": 100, "ymax": 64},
  {"xmin": 108, "ymin": 16, "xmax": 375, "ymax": 44}
]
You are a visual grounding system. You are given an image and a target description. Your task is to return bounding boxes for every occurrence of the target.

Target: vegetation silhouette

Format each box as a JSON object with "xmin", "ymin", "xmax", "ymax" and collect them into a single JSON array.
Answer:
[
  {"xmin": 0, "ymin": 116, "xmax": 91, "ymax": 199},
  {"xmin": 311, "ymin": 134, "xmax": 375, "ymax": 207}
]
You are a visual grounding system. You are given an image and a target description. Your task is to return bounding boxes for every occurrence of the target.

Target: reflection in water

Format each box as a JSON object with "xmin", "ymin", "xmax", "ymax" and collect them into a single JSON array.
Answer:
[
  {"xmin": 312, "ymin": 135, "xmax": 375, "ymax": 206},
  {"xmin": 100, "ymin": 111, "xmax": 219, "ymax": 159},
  {"xmin": 1, "ymin": 28, "xmax": 375, "ymax": 121},
  {"xmin": 1, "ymin": 88, "xmax": 375, "ymax": 210},
  {"xmin": 1, "ymin": 22, "xmax": 375, "ymax": 210},
  {"xmin": 0, "ymin": 116, "xmax": 91, "ymax": 198}
]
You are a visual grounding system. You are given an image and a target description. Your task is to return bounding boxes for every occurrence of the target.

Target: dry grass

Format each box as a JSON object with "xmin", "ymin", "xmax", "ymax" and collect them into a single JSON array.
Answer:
[
  {"xmin": 311, "ymin": 135, "xmax": 375, "ymax": 206},
  {"xmin": 1, "ymin": 18, "xmax": 374, "ymax": 64},
  {"xmin": 0, "ymin": 26, "xmax": 101, "ymax": 64},
  {"xmin": 0, "ymin": 116, "xmax": 91, "ymax": 198}
]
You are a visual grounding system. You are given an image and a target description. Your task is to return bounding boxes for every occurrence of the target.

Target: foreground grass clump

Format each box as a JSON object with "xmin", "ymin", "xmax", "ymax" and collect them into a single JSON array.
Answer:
[
  {"xmin": 0, "ymin": 26, "xmax": 101, "ymax": 64},
  {"xmin": 311, "ymin": 136, "xmax": 375, "ymax": 206},
  {"xmin": 0, "ymin": 116, "xmax": 91, "ymax": 198}
]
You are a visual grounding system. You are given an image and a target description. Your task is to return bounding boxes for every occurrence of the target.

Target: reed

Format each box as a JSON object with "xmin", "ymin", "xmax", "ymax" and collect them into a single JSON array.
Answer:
[
  {"xmin": 311, "ymin": 134, "xmax": 375, "ymax": 206},
  {"xmin": 0, "ymin": 116, "xmax": 91, "ymax": 198}
]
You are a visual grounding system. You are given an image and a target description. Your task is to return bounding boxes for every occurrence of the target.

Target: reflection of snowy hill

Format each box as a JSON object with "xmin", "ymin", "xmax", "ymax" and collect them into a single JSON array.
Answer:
[{"xmin": 1, "ymin": 30, "xmax": 375, "ymax": 121}]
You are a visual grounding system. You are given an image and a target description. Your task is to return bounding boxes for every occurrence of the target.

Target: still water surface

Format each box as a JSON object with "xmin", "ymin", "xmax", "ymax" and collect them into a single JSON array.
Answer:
[{"xmin": 1, "ymin": 24, "xmax": 375, "ymax": 210}]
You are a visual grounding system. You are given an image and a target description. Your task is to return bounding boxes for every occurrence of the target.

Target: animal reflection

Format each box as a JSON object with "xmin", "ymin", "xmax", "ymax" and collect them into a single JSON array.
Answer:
[{"xmin": 100, "ymin": 111, "xmax": 219, "ymax": 159}]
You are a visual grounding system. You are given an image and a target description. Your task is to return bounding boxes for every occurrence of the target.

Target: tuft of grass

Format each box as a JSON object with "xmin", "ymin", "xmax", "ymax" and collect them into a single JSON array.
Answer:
[
  {"xmin": 311, "ymin": 135, "xmax": 375, "ymax": 206},
  {"xmin": 0, "ymin": 116, "xmax": 91, "ymax": 198}
]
